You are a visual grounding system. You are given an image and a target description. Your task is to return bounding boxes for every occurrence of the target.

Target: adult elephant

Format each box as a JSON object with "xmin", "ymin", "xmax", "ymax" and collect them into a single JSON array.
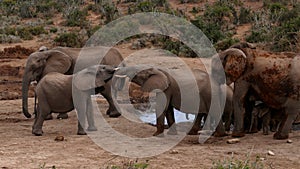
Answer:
[
  {"xmin": 211, "ymin": 42, "xmax": 300, "ymax": 139},
  {"xmin": 22, "ymin": 46, "xmax": 124, "ymax": 119},
  {"xmin": 114, "ymin": 66, "xmax": 227, "ymax": 137}
]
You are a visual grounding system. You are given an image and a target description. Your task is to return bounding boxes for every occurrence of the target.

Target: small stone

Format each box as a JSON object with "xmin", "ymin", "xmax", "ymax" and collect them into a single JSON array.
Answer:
[
  {"xmin": 54, "ymin": 135, "xmax": 64, "ymax": 141},
  {"xmin": 287, "ymin": 139, "xmax": 293, "ymax": 143},
  {"xmin": 268, "ymin": 150, "xmax": 275, "ymax": 156},
  {"xmin": 169, "ymin": 150, "xmax": 179, "ymax": 154},
  {"xmin": 226, "ymin": 138, "xmax": 240, "ymax": 144},
  {"xmin": 260, "ymin": 157, "xmax": 266, "ymax": 161}
]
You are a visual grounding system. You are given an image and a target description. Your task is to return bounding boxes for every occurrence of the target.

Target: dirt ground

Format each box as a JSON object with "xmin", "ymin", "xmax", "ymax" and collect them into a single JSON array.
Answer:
[{"xmin": 0, "ymin": 45, "xmax": 300, "ymax": 169}]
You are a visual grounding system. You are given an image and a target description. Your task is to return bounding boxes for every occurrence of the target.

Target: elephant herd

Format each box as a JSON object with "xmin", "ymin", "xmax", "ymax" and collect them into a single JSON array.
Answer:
[{"xmin": 22, "ymin": 42, "xmax": 300, "ymax": 140}]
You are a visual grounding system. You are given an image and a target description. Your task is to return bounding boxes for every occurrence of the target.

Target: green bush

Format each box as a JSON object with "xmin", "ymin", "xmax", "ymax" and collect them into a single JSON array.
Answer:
[
  {"xmin": 49, "ymin": 27, "xmax": 58, "ymax": 33},
  {"xmin": 239, "ymin": 6, "xmax": 254, "ymax": 24},
  {"xmin": 191, "ymin": 17, "xmax": 226, "ymax": 44},
  {"xmin": 246, "ymin": 29, "xmax": 269, "ymax": 43},
  {"xmin": 29, "ymin": 26, "xmax": 47, "ymax": 36},
  {"xmin": 16, "ymin": 27, "xmax": 33, "ymax": 40},
  {"xmin": 0, "ymin": 0, "xmax": 17, "ymax": 16},
  {"xmin": 204, "ymin": 1, "xmax": 237, "ymax": 25},
  {"xmin": 64, "ymin": 7, "xmax": 88, "ymax": 27},
  {"xmin": 215, "ymin": 38, "xmax": 240, "ymax": 51},
  {"xmin": 54, "ymin": 32, "xmax": 84, "ymax": 47},
  {"xmin": 18, "ymin": 1, "xmax": 37, "ymax": 18},
  {"xmin": 212, "ymin": 154, "xmax": 264, "ymax": 169}
]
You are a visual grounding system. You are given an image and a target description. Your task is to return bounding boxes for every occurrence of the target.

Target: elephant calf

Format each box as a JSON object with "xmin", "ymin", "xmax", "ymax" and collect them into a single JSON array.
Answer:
[{"xmin": 32, "ymin": 65, "xmax": 117, "ymax": 136}]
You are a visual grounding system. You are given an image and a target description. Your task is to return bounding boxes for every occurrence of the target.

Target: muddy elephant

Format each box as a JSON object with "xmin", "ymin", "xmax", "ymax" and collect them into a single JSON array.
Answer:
[
  {"xmin": 33, "ymin": 65, "xmax": 117, "ymax": 136},
  {"xmin": 211, "ymin": 42, "xmax": 300, "ymax": 139},
  {"xmin": 22, "ymin": 46, "xmax": 124, "ymax": 119},
  {"xmin": 114, "ymin": 66, "xmax": 227, "ymax": 137}
]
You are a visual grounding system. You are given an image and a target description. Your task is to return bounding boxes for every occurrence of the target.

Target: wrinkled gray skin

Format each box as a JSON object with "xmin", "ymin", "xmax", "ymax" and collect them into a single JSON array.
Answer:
[
  {"xmin": 114, "ymin": 67, "xmax": 226, "ymax": 137},
  {"xmin": 22, "ymin": 46, "xmax": 124, "ymax": 120},
  {"xmin": 211, "ymin": 42, "xmax": 300, "ymax": 139},
  {"xmin": 32, "ymin": 65, "xmax": 117, "ymax": 136},
  {"xmin": 250, "ymin": 101, "xmax": 297, "ymax": 135},
  {"xmin": 182, "ymin": 84, "xmax": 233, "ymax": 135}
]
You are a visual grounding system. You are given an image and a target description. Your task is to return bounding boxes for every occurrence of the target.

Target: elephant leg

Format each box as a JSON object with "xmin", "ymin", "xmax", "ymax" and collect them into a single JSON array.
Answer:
[
  {"xmin": 248, "ymin": 107, "xmax": 258, "ymax": 133},
  {"xmin": 262, "ymin": 112, "xmax": 270, "ymax": 135},
  {"xmin": 213, "ymin": 120, "xmax": 227, "ymax": 137},
  {"xmin": 166, "ymin": 106, "xmax": 177, "ymax": 135},
  {"xmin": 153, "ymin": 92, "xmax": 168, "ymax": 137},
  {"xmin": 232, "ymin": 81, "xmax": 250, "ymax": 137},
  {"xmin": 77, "ymin": 120, "xmax": 87, "ymax": 135},
  {"xmin": 86, "ymin": 96, "xmax": 97, "ymax": 131},
  {"xmin": 223, "ymin": 111, "xmax": 232, "ymax": 132},
  {"xmin": 188, "ymin": 113, "xmax": 204, "ymax": 135},
  {"xmin": 274, "ymin": 108, "xmax": 298, "ymax": 139},
  {"xmin": 101, "ymin": 81, "xmax": 121, "ymax": 118},
  {"xmin": 32, "ymin": 97, "xmax": 49, "ymax": 136},
  {"xmin": 75, "ymin": 97, "xmax": 87, "ymax": 135}
]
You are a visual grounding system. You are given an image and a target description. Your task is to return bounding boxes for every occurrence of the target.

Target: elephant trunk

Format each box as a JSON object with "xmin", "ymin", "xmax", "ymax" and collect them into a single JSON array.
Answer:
[{"xmin": 22, "ymin": 72, "xmax": 32, "ymax": 118}]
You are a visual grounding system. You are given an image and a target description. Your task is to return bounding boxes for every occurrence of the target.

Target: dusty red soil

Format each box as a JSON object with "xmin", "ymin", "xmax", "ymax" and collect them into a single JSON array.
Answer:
[{"xmin": 0, "ymin": 45, "xmax": 299, "ymax": 168}]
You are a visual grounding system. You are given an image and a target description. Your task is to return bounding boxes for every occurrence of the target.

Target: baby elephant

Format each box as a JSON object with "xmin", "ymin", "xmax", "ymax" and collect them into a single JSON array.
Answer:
[{"xmin": 32, "ymin": 65, "xmax": 117, "ymax": 136}]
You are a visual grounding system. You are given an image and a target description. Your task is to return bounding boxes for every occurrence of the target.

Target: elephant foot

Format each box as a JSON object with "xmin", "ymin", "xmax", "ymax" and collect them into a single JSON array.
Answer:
[
  {"xmin": 77, "ymin": 130, "xmax": 87, "ymax": 135},
  {"xmin": 87, "ymin": 126, "xmax": 98, "ymax": 131},
  {"xmin": 213, "ymin": 131, "xmax": 228, "ymax": 137},
  {"xmin": 273, "ymin": 132, "xmax": 288, "ymax": 140},
  {"xmin": 232, "ymin": 131, "xmax": 245, "ymax": 138},
  {"xmin": 153, "ymin": 131, "xmax": 164, "ymax": 137},
  {"xmin": 32, "ymin": 128, "xmax": 43, "ymax": 136},
  {"xmin": 263, "ymin": 129, "xmax": 269, "ymax": 135},
  {"xmin": 44, "ymin": 114, "xmax": 53, "ymax": 120},
  {"xmin": 57, "ymin": 113, "xmax": 68, "ymax": 119},
  {"xmin": 108, "ymin": 111, "xmax": 121, "ymax": 118}
]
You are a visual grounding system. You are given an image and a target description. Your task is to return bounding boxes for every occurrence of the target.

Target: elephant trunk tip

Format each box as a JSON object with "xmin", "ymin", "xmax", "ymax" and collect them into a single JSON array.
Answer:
[{"xmin": 22, "ymin": 107, "xmax": 32, "ymax": 118}]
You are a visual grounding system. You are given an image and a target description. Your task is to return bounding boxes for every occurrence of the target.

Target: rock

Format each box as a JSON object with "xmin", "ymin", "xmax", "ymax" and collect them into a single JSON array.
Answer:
[
  {"xmin": 287, "ymin": 139, "xmax": 293, "ymax": 143},
  {"xmin": 226, "ymin": 138, "xmax": 240, "ymax": 144},
  {"xmin": 54, "ymin": 135, "xmax": 64, "ymax": 142},
  {"xmin": 268, "ymin": 150, "xmax": 275, "ymax": 156},
  {"xmin": 39, "ymin": 46, "xmax": 48, "ymax": 52},
  {"xmin": 169, "ymin": 150, "xmax": 179, "ymax": 154}
]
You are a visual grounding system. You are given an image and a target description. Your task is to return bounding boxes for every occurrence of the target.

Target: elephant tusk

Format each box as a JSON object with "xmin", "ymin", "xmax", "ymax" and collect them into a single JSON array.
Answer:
[
  {"xmin": 113, "ymin": 67, "xmax": 120, "ymax": 71},
  {"xmin": 114, "ymin": 75, "xmax": 127, "ymax": 78}
]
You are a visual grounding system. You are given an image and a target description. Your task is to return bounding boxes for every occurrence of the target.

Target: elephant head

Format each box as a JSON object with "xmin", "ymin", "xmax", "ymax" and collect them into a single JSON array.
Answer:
[
  {"xmin": 22, "ymin": 49, "xmax": 72, "ymax": 118},
  {"xmin": 211, "ymin": 48, "xmax": 247, "ymax": 85},
  {"xmin": 73, "ymin": 65, "xmax": 117, "ymax": 91},
  {"xmin": 114, "ymin": 66, "xmax": 170, "ymax": 93}
]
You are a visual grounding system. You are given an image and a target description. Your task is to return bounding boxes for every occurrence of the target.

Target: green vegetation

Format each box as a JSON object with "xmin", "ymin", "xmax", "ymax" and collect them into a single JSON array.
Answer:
[
  {"xmin": 0, "ymin": 0, "xmax": 299, "ymax": 52},
  {"xmin": 54, "ymin": 32, "xmax": 84, "ymax": 47},
  {"xmin": 212, "ymin": 153, "xmax": 264, "ymax": 169}
]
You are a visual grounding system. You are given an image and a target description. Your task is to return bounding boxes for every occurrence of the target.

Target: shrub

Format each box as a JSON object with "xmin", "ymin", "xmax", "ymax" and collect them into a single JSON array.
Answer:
[
  {"xmin": 18, "ymin": 1, "xmax": 37, "ymax": 18},
  {"xmin": 239, "ymin": 6, "xmax": 254, "ymax": 24},
  {"xmin": 191, "ymin": 17, "xmax": 226, "ymax": 44},
  {"xmin": 16, "ymin": 27, "xmax": 33, "ymax": 40},
  {"xmin": 0, "ymin": 0, "xmax": 17, "ymax": 17},
  {"xmin": 64, "ymin": 7, "xmax": 88, "ymax": 27},
  {"xmin": 214, "ymin": 38, "xmax": 240, "ymax": 51},
  {"xmin": 54, "ymin": 32, "xmax": 84, "ymax": 47},
  {"xmin": 49, "ymin": 27, "xmax": 58, "ymax": 33}
]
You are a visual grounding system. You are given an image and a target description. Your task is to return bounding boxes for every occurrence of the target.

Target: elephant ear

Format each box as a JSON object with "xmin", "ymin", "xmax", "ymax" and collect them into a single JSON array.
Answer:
[
  {"xmin": 223, "ymin": 48, "xmax": 247, "ymax": 84},
  {"xmin": 73, "ymin": 66, "xmax": 106, "ymax": 91},
  {"xmin": 141, "ymin": 69, "xmax": 169, "ymax": 92},
  {"xmin": 42, "ymin": 50, "xmax": 72, "ymax": 76}
]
